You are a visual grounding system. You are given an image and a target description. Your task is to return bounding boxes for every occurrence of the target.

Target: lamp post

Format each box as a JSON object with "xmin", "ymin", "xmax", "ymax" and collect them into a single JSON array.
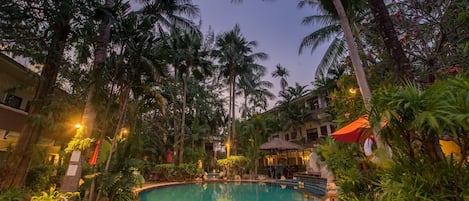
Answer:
[{"xmin": 60, "ymin": 124, "xmax": 83, "ymax": 192}]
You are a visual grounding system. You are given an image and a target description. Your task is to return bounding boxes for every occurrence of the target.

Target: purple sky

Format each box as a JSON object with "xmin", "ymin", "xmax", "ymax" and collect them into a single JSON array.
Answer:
[{"xmin": 192, "ymin": 0, "xmax": 328, "ymax": 104}]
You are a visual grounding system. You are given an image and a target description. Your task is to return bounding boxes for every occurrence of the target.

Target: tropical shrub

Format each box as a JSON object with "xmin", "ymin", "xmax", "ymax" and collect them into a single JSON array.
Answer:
[
  {"xmin": 31, "ymin": 186, "xmax": 79, "ymax": 201},
  {"xmin": 0, "ymin": 188, "xmax": 27, "ymax": 201},
  {"xmin": 217, "ymin": 155, "xmax": 250, "ymax": 177},
  {"xmin": 322, "ymin": 77, "xmax": 469, "ymax": 200},
  {"xmin": 25, "ymin": 165, "xmax": 54, "ymax": 193},
  {"xmin": 149, "ymin": 163, "xmax": 203, "ymax": 181}
]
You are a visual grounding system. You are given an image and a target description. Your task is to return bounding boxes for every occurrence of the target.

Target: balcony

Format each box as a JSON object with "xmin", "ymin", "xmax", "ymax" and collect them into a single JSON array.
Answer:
[{"xmin": 0, "ymin": 103, "xmax": 28, "ymax": 133}]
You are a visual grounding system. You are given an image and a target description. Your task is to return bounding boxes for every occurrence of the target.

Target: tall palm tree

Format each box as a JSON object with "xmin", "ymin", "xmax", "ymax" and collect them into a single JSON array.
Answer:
[
  {"xmin": 271, "ymin": 64, "xmax": 289, "ymax": 93},
  {"xmin": 138, "ymin": 0, "xmax": 201, "ymax": 35},
  {"xmin": 164, "ymin": 28, "xmax": 212, "ymax": 164},
  {"xmin": 298, "ymin": 0, "xmax": 345, "ymax": 78},
  {"xmin": 214, "ymin": 24, "xmax": 267, "ymax": 154},
  {"xmin": 328, "ymin": 0, "xmax": 384, "ymax": 148},
  {"xmin": 71, "ymin": 0, "xmax": 200, "ymax": 193},
  {"xmin": 61, "ymin": 0, "xmax": 116, "ymax": 193},
  {"xmin": 299, "ymin": 0, "xmax": 377, "ymax": 81}
]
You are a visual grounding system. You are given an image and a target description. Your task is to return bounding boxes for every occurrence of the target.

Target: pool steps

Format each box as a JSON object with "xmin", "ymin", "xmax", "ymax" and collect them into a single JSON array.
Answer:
[{"xmin": 274, "ymin": 175, "xmax": 327, "ymax": 196}]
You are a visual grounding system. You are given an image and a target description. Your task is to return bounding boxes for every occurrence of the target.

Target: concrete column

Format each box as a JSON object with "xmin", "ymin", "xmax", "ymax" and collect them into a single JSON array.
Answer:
[{"xmin": 60, "ymin": 150, "xmax": 83, "ymax": 192}]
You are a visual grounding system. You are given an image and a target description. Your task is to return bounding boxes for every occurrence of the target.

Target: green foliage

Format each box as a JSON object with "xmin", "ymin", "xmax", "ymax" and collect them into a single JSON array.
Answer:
[
  {"xmin": 323, "ymin": 78, "xmax": 469, "ymax": 200},
  {"xmin": 316, "ymin": 138, "xmax": 380, "ymax": 200},
  {"xmin": 64, "ymin": 135, "xmax": 95, "ymax": 153},
  {"xmin": 217, "ymin": 155, "xmax": 250, "ymax": 176},
  {"xmin": 99, "ymin": 171, "xmax": 136, "ymax": 201},
  {"xmin": 378, "ymin": 155, "xmax": 469, "ymax": 201},
  {"xmin": 328, "ymin": 74, "xmax": 365, "ymax": 125},
  {"xmin": 31, "ymin": 186, "xmax": 79, "ymax": 201},
  {"xmin": 184, "ymin": 147, "xmax": 207, "ymax": 164},
  {"xmin": 150, "ymin": 163, "xmax": 203, "ymax": 181},
  {"xmin": 0, "ymin": 188, "xmax": 27, "ymax": 201},
  {"xmin": 175, "ymin": 163, "xmax": 204, "ymax": 179},
  {"xmin": 25, "ymin": 165, "xmax": 54, "ymax": 193}
]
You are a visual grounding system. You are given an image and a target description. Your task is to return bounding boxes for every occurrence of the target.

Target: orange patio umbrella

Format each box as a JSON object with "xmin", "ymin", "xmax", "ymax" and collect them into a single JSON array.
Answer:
[{"xmin": 332, "ymin": 115, "xmax": 373, "ymax": 143}]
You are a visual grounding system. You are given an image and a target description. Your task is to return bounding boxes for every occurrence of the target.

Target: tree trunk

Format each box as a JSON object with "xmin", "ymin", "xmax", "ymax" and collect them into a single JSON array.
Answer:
[
  {"xmin": 172, "ymin": 68, "xmax": 179, "ymax": 165},
  {"xmin": 95, "ymin": 83, "xmax": 130, "ymax": 201},
  {"xmin": 178, "ymin": 71, "xmax": 189, "ymax": 164},
  {"xmin": 367, "ymin": 0, "xmax": 412, "ymax": 80},
  {"xmin": 243, "ymin": 92, "xmax": 248, "ymax": 119},
  {"xmin": 88, "ymin": 80, "xmax": 117, "ymax": 201},
  {"xmin": 230, "ymin": 71, "xmax": 237, "ymax": 155},
  {"xmin": 0, "ymin": 3, "xmax": 72, "ymax": 190},
  {"xmin": 331, "ymin": 0, "xmax": 384, "ymax": 148}
]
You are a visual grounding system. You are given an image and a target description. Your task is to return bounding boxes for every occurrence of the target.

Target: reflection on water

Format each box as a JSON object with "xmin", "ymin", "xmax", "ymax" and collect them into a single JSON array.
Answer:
[{"xmin": 139, "ymin": 182, "xmax": 323, "ymax": 201}]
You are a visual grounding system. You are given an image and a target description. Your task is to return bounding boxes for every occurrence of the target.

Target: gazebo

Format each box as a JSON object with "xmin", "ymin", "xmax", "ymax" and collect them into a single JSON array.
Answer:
[{"xmin": 259, "ymin": 138, "xmax": 305, "ymax": 178}]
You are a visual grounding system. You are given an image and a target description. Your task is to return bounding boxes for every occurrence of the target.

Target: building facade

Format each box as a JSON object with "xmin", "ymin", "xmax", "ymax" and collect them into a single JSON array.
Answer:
[
  {"xmin": 0, "ymin": 53, "xmax": 60, "ymax": 164},
  {"xmin": 262, "ymin": 92, "xmax": 335, "ymax": 170}
]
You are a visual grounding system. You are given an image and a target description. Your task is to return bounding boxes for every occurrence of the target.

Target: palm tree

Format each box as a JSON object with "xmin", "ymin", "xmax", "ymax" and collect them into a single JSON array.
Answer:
[
  {"xmin": 60, "ymin": 0, "xmax": 116, "ymax": 193},
  {"xmin": 138, "ymin": 0, "xmax": 201, "ymax": 35},
  {"xmin": 271, "ymin": 64, "xmax": 289, "ymax": 93},
  {"xmin": 214, "ymin": 24, "xmax": 268, "ymax": 154},
  {"xmin": 275, "ymin": 83, "xmax": 311, "ymax": 141},
  {"xmin": 298, "ymin": 0, "xmax": 368, "ymax": 79},
  {"xmin": 298, "ymin": 0, "xmax": 345, "ymax": 78},
  {"xmin": 286, "ymin": 82, "xmax": 311, "ymax": 99},
  {"xmin": 328, "ymin": 0, "xmax": 385, "ymax": 148},
  {"xmin": 237, "ymin": 72, "xmax": 274, "ymax": 118},
  {"xmin": 164, "ymin": 28, "xmax": 212, "ymax": 164}
]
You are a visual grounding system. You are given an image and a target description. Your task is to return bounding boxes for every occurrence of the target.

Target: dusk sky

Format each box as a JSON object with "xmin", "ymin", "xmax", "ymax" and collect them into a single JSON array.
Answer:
[{"xmin": 192, "ymin": 0, "xmax": 328, "ymax": 104}]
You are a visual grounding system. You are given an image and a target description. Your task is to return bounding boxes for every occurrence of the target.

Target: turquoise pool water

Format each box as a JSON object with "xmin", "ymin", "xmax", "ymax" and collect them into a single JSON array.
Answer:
[{"xmin": 139, "ymin": 182, "xmax": 315, "ymax": 201}]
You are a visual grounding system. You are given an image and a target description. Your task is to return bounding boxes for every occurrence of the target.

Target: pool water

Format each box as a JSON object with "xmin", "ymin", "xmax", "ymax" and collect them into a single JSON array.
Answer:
[{"xmin": 139, "ymin": 182, "xmax": 316, "ymax": 201}]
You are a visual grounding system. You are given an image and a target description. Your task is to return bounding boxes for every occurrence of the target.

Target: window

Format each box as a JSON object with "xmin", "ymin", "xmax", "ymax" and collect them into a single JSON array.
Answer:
[
  {"xmin": 307, "ymin": 98, "xmax": 320, "ymax": 110},
  {"xmin": 5, "ymin": 94, "xmax": 22, "ymax": 109},
  {"xmin": 25, "ymin": 101, "xmax": 31, "ymax": 112},
  {"xmin": 320, "ymin": 126, "xmax": 328, "ymax": 137},
  {"xmin": 291, "ymin": 130, "xmax": 297, "ymax": 140},
  {"xmin": 329, "ymin": 125, "xmax": 335, "ymax": 134},
  {"xmin": 306, "ymin": 128, "xmax": 318, "ymax": 142}
]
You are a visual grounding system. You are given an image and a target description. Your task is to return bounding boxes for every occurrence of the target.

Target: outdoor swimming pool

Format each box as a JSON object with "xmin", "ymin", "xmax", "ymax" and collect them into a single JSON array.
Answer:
[{"xmin": 139, "ymin": 182, "xmax": 319, "ymax": 201}]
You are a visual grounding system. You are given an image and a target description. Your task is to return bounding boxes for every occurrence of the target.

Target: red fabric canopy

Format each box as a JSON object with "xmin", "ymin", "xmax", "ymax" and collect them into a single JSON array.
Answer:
[{"xmin": 332, "ymin": 115, "xmax": 372, "ymax": 143}]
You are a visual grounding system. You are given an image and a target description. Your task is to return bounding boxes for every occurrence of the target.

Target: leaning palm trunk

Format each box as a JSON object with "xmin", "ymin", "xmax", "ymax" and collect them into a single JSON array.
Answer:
[
  {"xmin": 0, "ymin": 5, "xmax": 72, "ymax": 189},
  {"xmin": 331, "ymin": 0, "xmax": 384, "ymax": 148}
]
